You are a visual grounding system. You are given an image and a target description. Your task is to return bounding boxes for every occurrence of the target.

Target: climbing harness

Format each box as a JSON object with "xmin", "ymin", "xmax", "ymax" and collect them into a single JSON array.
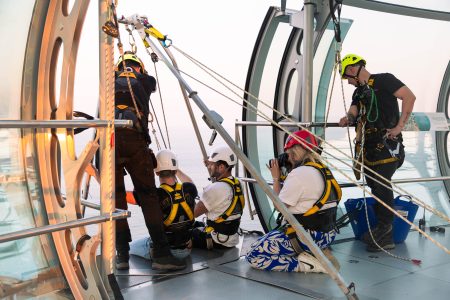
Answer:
[
  {"xmin": 204, "ymin": 177, "xmax": 245, "ymax": 249},
  {"xmin": 279, "ymin": 161, "xmax": 341, "ymax": 254},
  {"xmin": 105, "ymin": 8, "xmax": 164, "ymax": 148},
  {"xmin": 125, "ymin": 27, "xmax": 170, "ymax": 149},
  {"xmin": 160, "ymin": 183, "xmax": 194, "ymax": 227},
  {"xmin": 149, "ymin": 51, "xmax": 172, "ymax": 149},
  {"xmin": 160, "ymin": 183, "xmax": 195, "ymax": 248},
  {"xmin": 118, "ymin": 14, "xmax": 450, "ymax": 257}
]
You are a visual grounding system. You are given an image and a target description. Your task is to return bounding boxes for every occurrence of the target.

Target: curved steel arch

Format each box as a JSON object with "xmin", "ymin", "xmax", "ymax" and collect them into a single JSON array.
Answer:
[
  {"xmin": 242, "ymin": 3, "xmax": 352, "ymax": 231},
  {"xmin": 20, "ymin": 0, "xmax": 114, "ymax": 298},
  {"xmin": 436, "ymin": 61, "xmax": 450, "ymax": 199},
  {"xmin": 242, "ymin": 1, "xmax": 450, "ymax": 232}
]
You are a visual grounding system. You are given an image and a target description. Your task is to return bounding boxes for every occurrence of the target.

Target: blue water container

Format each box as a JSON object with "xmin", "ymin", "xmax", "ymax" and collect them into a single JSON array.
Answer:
[{"xmin": 344, "ymin": 196, "xmax": 419, "ymax": 244}]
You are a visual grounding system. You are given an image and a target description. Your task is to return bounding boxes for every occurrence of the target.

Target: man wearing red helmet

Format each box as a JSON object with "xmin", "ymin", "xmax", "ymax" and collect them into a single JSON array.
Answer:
[
  {"xmin": 246, "ymin": 130, "xmax": 341, "ymax": 273},
  {"xmin": 339, "ymin": 54, "xmax": 416, "ymax": 252}
]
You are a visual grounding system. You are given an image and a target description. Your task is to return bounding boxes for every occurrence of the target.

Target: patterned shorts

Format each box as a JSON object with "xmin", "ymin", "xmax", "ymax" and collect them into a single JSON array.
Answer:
[{"xmin": 245, "ymin": 229, "xmax": 336, "ymax": 272}]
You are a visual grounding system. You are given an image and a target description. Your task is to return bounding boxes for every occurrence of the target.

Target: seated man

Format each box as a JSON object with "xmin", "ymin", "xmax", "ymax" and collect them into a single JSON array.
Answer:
[
  {"xmin": 246, "ymin": 130, "xmax": 340, "ymax": 273},
  {"xmin": 128, "ymin": 149, "xmax": 197, "ymax": 259},
  {"xmin": 193, "ymin": 146, "xmax": 244, "ymax": 249}
]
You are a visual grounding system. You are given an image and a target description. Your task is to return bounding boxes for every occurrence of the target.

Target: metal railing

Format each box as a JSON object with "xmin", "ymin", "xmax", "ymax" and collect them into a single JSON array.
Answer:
[
  {"xmin": 239, "ymin": 175, "xmax": 450, "ymax": 187},
  {"xmin": 0, "ymin": 119, "xmax": 133, "ymax": 128},
  {"xmin": 0, "ymin": 209, "xmax": 129, "ymax": 244}
]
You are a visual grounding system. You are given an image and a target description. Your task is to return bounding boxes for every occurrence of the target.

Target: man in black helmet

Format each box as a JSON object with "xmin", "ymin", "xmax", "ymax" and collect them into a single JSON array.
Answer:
[
  {"xmin": 338, "ymin": 54, "xmax": 416, "ymax": 252},
  {"xmin": 114, "ymin": 52, "xmax": 185, "ymax": 270}
]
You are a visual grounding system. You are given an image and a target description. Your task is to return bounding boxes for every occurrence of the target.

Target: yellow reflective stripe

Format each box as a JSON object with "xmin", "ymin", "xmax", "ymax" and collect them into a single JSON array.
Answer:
[
  {"xmin": 164, "ymin": 203, "xmax": 179, "ymax": 226},
  {"xmin": 285, "ymin": 226, "xmax": 295, "ymax": 235},
  {"xmin": 239, "ymin": 194, "xmax": 245, "ymax": 209},
  {"xmin": 215, "ymin": 217, "xmax": 225, "ymax": 223},
  {"xmin": 363, "ymin": 157, "xmax": 398, "ymax": 166},
  {"xmin": 118, "ymin": 71, "xmax": 136, "ymax": 78},
  {"xmin": 303, "ymin": 179, "xmax": 331, "ymax": 216},
  {"xmin": 160, "ymin": 183, "xmax": 187, "ymax": 225},
  {"xmin": 213, "ymin": 177, "xmax": 245, "ymax": 224},
  {"xmin": 331, "ymin": 178, "xmax": 342, "ymax": 200},
  {"xmin": 180, "ymin": 201, "xmax": 194, "ymax": 221},
  {"xmin": 160, "ymin": 183, "xmax": 174, "ymax": 193},
  {"xmin": 218, "ymin": 178, "xmax": 240, "ymax": 219},
  {"xmin": 302, "ymin": 161, "xmax": 338, "ymax": 217},
  {"xmin": 205, "ymin": 226, "xmax": 214, "ymax": 233},
  {"xmin": 116, "ymin": 105, "xmax": 128, "ymax": 109}
]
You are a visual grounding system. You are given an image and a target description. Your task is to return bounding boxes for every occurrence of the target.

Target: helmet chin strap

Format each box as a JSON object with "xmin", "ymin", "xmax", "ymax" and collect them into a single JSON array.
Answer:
[{"xmin": 354, "ymin": 65, "xmax": 365, "ymax": 86}]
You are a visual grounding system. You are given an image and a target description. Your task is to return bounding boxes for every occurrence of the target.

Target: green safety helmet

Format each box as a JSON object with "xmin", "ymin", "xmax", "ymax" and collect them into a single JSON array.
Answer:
[
  {"xmin": 116, "ymin": 52, "xmax": 145, "ymax": 73},
  {"xmin": 340, "ymin": 54, "xmax": 366, "ymax": 77}
]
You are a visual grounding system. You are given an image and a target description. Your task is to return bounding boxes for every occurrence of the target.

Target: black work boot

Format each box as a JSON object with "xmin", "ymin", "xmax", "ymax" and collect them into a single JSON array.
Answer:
[
  {"xmin": 364, "ymin": 223, "xmax": 395, "ymax": 252},
  {"xmin": 116, "ymin": 251, "xmax": 130, "ymax": 270},
  {"xmin": 361, "ymin": 223, "xmax": 393, "ymax": 244},
  {"xmin": 366, "ymin": 235, "xmax": 395, "ymax": 252},
  {"xmin": 151, "ymin": 249, "xmax": 186, "ymax": 271}
]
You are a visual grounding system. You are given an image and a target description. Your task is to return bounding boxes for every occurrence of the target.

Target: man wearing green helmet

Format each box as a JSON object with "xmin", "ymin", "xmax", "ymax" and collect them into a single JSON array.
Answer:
[{"xmin": 338, "ymin": 54, "xmax": 416, "ymax": 252}]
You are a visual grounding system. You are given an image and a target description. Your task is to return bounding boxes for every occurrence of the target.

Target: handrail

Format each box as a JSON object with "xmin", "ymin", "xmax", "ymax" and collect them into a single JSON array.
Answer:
[
  {"xmin": 138, "ymin": 28, "xmax": 356, "ymax": 298},
  {"xmin": 0, "ymin": 210, "xmax": 130, "ymax": 244},
  {"xmin": 238, "ymin": 175, "xmax": 450, "ymax": 187},
  {"xmin": 81, "ymin": 200, "xmax": 101, "ymax": 210},
  {"xmin": 235, "ymin": 120, "xmax": 342, "ymax": 127},
  {"xmin": 0, "ymin": 120, "xmax": 133, "ymax": 128}
]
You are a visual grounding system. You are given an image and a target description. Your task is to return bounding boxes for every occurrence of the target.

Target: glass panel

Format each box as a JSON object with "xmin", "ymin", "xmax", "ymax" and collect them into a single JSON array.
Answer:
[
  {"xmin": 255, "ymin": 20, "xmax": 294, "ymax": 228},
  {"xmin": 323, "ymin": 5, "xmax": 450, "ymax": 229},
  {"xmin": 0, "ymin": 1, "xmax": 33, "ymax": 119},
  {"xmin": 285, "ymin": 69, "xmax": 299, "ymax": 116},
  {"xmin": 375, "ymin": 0, "xmax": 450, "ymax": 12},
  {"xmin": 0, "ymin": 1, "xmax": 68, "ymax": 298}
]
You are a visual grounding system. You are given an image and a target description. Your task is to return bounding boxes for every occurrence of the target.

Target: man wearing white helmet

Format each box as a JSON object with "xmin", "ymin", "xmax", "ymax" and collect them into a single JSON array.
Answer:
[
  {"xmin": 128, "ymin": 150, "xmax": 198, "ymax": 259},
  {"xmin": 193, "ymin": 146, "xmax": 245, "ymax": 249}
]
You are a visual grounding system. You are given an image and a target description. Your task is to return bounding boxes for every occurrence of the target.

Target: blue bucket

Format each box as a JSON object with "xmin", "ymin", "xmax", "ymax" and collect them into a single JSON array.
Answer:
[{"xmin": 344, "ymin": 196, "xmax": 419, "ymax": 244}]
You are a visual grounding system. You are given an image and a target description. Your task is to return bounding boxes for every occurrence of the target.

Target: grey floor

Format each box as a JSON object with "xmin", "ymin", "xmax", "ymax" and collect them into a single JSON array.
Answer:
[{"xmin": 118, "ymin": 227, "xmax": 450, "ymax": 300}]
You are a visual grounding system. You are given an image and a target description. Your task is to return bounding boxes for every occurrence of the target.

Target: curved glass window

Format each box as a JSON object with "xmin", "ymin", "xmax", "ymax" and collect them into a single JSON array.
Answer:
[
  {"xmin": 374, "ymin": 1, "xmax": 450, "ymax": 12},
  {"xmin": 244, "ymin": 4, "xmax": 450, "ymax": 232},
  {"xmin": 324, "ymin": 5, "xmax": 450, "ymax": 226},
  {"xmin": 0, "ymin": 1, "xmax": 67, "ymax": 298}
]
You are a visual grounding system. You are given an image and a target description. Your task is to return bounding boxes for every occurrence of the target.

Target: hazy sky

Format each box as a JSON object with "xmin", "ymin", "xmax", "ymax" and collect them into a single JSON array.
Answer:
[{"xmin": 69, "ymin": 0, "xmax": 450, "ymax": 187}]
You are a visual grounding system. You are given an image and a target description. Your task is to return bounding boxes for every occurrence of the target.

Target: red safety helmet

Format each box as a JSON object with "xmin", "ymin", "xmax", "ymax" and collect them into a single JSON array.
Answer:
[{"xmin": 284, "ymin": 130, "xmax": 318, "ymax": 151}]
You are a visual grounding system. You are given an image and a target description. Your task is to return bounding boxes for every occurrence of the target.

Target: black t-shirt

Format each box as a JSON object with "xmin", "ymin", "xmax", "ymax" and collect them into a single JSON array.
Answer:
[
  {"xmin": 157, "ymin": 182, "xmax": 198, "ymax": 221},
  {"xmin": 115, "ymin": 70, "xmax": 157, "ymax": 117},
  {"xmin": 351, "ymin": 73, "xmax": 405, "ymax": 130}
]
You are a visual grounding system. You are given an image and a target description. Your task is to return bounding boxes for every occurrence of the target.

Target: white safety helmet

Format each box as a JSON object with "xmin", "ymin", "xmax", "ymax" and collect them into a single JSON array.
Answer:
[
  {"xmin": 154, "ymin": 149, "xmax": 178, "ymax": 172},
  {"xmin": 208, "ymin": 146, "xmax": 237, "ymax": 166}
]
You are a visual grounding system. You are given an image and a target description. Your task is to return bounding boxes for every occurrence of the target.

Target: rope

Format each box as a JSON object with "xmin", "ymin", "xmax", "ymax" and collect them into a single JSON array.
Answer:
[
  {"xmin": 366, "ymin": 89, "xmax": 379, "ymax": 123},
  {"xmin": 152, "ymin": 56, "xmax": 172, "ymax": 149},
  {"xmin": 121, "ymin": 23, "xmax": 450, "ymax": 255},
  {"xmin": 166, "ymin": 45, "xmax": 450, "ymax": 255},
  {"xmin": 323, "ymin": 62, "xmax": 336, "ymax": 131},
  {"xmin": 171, "ymin": 44, "xmax": 450, "ymax": 226},
  {"xmin": 335, "ymin": 49, "xmax": 354, "ymax": 158},
  {"xmin": 106, "ymin": 0, "xmax": 118, "ymax": 275},
  {"xmin": 125, "ymin": 26, "xmax": 167, "ymax": 149}
]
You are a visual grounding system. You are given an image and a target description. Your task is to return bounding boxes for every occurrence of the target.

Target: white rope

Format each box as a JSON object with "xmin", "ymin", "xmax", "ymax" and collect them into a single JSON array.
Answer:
[
  {"xmin": 171, "ymin": 44, "xmax": 450, "ymax": 227},
  {"xmin": 114, "ymin": 19, "xmax": 449, "ymax": 254},
  {"xmin": 163, "ymin": 45, "xmax": 450, "ymax": 255}
]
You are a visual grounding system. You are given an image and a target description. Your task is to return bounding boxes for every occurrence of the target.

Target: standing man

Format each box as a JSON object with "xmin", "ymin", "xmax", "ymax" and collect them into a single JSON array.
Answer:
[
  {"xmin": 193, "ymin": 146, "xmax": 245, "ymax": 249},
  {"xmin": 338, "ymin": 54, "xmax": 416, "ymax": 252},
  {"xmin": 114, "ymin": 52, "xmax": 185, "ymax": 270}
]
